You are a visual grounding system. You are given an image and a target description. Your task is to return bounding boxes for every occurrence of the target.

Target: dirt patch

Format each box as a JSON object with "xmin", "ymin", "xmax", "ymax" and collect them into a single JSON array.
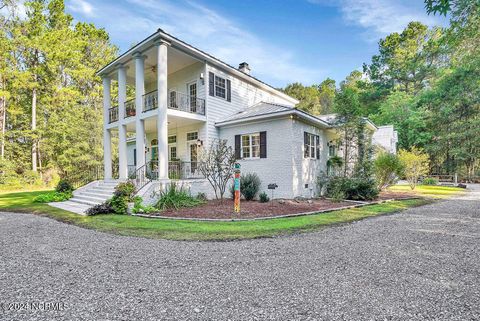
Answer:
[
  {"xmin": 151, "ymin": 198, "xmax": 354, "ymax": 219},
  {"xmin": 377, "ymin": 191, "xmax": 418, "ymax": 200}
]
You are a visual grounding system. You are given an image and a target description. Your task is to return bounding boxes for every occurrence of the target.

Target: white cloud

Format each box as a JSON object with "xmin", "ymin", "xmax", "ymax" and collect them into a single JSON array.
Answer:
[
  {"xmin": 67, "ymin": 0, "xmax": 95, "ymax": 17},
  {"xmin": 74, "ymin": 0, "xmax": 322, "ymax": 86},
  {"xmin": 311, "ymin": 0, "xmax": 446, "ymax": 39}
]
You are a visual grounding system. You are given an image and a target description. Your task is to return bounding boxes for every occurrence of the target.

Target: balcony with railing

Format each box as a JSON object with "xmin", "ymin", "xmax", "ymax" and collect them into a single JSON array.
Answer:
[
  {"xmin": 142, "ymin": 90, "xmax": 206, "ymax": 116},
  {"xmin": 116, "ymin": 90, "xmax": 206, "ymax": 123},
  {"xmin": 108, "ymin": 106, "xmax": 119, "ymax": 123},
  {"xmin": 168, "ymin": 91, "xmax": 205, "ymax": 115},
  {"xmin": 124, "ymin": 99, "xmax": 136, "ymax": 118}
]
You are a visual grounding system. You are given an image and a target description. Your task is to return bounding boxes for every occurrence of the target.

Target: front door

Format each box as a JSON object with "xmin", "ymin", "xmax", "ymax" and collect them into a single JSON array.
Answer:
[{"xmin": 188, "ymin": 82, "xmax": 197, "ymax": 113}]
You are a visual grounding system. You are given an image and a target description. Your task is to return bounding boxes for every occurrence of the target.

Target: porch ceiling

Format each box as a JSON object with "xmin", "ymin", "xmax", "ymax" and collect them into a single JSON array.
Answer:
[
  {"xmin": 125, "ymin": 114, "xmax": 204, "ymax": 134},
  {"xmin": 109, "ymin": 46, "xmax": 200, "ymax": 85}
]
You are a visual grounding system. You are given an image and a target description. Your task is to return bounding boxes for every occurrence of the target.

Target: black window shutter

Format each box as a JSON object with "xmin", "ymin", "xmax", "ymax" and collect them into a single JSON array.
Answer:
[
  {"xmin": 134, "ymin": 149, "xmax": 137, "ymax": 166},
  {"xmin": 260, "ymin": 131, "xmax": 267, "ymax": 158},
  {"xmin": 226, "ymin": 79, "xmax": 231, "ymax": 102},
  {"xmin": 304, "ymin": 132, "xmax": 308, "ymax": 158},
  {"xmin": 234, "ymin": 135, "xmax": 241, "ymax": 159},
  {"xmin": 209, "ymin": 72, "xmax": 215, "ymax": 96},
  {"xmin": 316, "ymin": 135, "xmax": 320, "ymax": 159}
]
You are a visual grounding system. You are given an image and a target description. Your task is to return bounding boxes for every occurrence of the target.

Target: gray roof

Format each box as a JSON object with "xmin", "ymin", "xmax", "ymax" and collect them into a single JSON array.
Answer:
[{"xmin": 217, "ymin": 102, "xmax": 295, "ymax": 123}]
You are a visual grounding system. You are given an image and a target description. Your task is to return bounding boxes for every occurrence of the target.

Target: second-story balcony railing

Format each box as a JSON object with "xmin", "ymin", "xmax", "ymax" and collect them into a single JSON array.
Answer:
[
  {"xmin": 124, "ymin": 99, "xmax": 136, "ymax": 118},
  {"xmin": 108, "ymin": 106, "xmax": 119, "ymax": 123},
  {"xmin": 142, "ymin": 90, "xmax": 206, "ymax": 116},
  {"xmin": 169, "ymin": 91, "xmax": 205, "ymax": 115},
  {"xmin": 121, "ymin": 90, "xmax": 206, "ymax": 119},
  {"xmin": 143, "ymin": 90, "xmax": 158, "ymax": 112}
]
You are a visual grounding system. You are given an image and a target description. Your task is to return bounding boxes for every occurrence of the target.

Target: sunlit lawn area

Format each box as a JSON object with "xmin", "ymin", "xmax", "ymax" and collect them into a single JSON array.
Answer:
[
  {"xmin": 0, "ymin": 189, "xmax": 434, "ymax": 241},
  {"xmin": 388, "ymin": 184, "xmax": 466, "ymax": 198}
]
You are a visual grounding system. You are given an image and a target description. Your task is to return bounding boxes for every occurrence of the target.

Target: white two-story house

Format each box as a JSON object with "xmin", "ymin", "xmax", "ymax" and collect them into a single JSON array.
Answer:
[{"xmin": 53, "ymin": 29, "xmax": 396, "ymax": 213}]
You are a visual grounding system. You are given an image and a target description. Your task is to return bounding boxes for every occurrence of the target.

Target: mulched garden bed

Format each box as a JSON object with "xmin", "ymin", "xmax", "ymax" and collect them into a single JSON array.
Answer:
[
  {"xmin": 150, "ymin": 198, "xmax": 355, "ymax": 219},
  {"xmin": 143, "ymin": 191, "xmax": 420, "ymax": 220}
]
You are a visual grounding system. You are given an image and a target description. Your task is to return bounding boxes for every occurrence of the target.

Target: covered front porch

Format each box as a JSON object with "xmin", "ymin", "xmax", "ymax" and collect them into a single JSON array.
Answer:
[{"xmin": 111, "ymin": 114, "xmax": 206, "ymax": 189}]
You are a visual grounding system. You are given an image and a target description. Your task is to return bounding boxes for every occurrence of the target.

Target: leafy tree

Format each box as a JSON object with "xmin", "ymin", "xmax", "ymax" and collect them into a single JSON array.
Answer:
[
  {"xmin": 283, "ymin": 82, "xmax": 322, "ymax": 115},
  {"xmin": 317, "ymin": 78, "xmax": 336, "ymax": 114},
  {"xmin": 371, "ymin": 91, "xmax": 430, "ymax": 149},
  {"xmin": 0, "ymin": 0, "xmax": 117, "ymax": 187},
  {"xmin": 374, "ymin": 152, "xmax": 404, "ymax": 190},
  {"xmin": 363, "ymin": 22, "xmax": 443, "ymax": 94},
  {"xmin": 398, "ymin": 148, "xmax": 430, "ymax": 190}
]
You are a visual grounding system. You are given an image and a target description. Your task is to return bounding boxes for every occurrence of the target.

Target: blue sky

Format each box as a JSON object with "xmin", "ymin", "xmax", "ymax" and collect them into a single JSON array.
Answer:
[{"xmin": 65, "ymin": 0, "xmax": 448, "ymax": 87}]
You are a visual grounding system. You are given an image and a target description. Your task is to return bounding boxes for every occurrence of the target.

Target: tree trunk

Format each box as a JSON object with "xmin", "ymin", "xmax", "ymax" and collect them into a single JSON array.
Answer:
[{"xmin": 31, "ymin": 84, "xmax": 37, "ymax": 172}]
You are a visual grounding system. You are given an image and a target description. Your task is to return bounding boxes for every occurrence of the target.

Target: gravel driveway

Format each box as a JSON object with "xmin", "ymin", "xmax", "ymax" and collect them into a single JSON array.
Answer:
[{"xmin": 1, "ymin": 187, "xmax": 479, "ymax": 321}]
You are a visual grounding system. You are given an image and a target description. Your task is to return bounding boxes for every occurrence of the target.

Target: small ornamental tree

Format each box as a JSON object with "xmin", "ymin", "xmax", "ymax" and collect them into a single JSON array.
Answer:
[
  {"xmin": 398, "ymin": 147, "xmax": 430, "ymax": 190},
  {"xmin": 374, "ymin": 152, "xmax": 404, "ymax": 190},
  {"xmin": 198, "ymin": 139, "xmax": 237, "ymax": 200}
]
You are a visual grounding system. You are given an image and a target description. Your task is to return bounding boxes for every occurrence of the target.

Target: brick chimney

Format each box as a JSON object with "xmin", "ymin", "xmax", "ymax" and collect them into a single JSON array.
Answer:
[{"xmin": 238, "ymin": 62, "xmax": 251, "ymax": 75}]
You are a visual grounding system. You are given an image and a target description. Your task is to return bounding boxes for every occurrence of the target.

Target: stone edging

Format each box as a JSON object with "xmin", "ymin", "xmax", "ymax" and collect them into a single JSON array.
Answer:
[{"xmin": 131, "ymin": 197, "xmax": 421, "ymax": 222}]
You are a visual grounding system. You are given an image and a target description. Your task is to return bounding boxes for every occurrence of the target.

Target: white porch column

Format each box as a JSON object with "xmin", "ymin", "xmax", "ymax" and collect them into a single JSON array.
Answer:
[
  {"xmin": 102, "ymin": 77, "xmax": 112, "ymax": 180},
  {"xmin": 155, "ymin": 39, "xmax": 170, "ymax": 180},
  {"xmin": 133, "ymin": 52, "xmax": 146, "ymax": 169},
  {"xmin": 117, "ymin": 65, "xmax": 128, "ymax": 179}
]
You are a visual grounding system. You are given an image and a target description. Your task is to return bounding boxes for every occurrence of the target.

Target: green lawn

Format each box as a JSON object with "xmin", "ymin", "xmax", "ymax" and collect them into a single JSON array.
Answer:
[
  {"xmin": 388, "ymin": 184, "xmax": 465, "ymax": 198},
  {"xmin": 0, "ymin": 190, "xmax": 432, "ymax": 241}
]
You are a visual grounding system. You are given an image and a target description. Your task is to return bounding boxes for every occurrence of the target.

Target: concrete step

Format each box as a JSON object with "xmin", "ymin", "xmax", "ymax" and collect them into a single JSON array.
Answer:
[
  {"xmin": 79, "ymin": 191, "xmax": 113, "ymax": 198},
  {"xmin": 70, "ymin": 197, "xmax": 103, "ymax": 206},
  {"xmin": 74, "ymin": 194, "xmax": 108, "ymax": 203},
  {"xmin": 89, "ymin": 187, "xmax": 115, "ymax": 193},
  {"xmin": 48, "ymin": 201, "xmax": 91, "ymax": 215}
]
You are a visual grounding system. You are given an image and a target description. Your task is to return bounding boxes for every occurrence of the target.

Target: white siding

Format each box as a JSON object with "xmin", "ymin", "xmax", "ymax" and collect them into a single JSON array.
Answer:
[
  {"xmin": 291, "ymin": 120, "xmax": 328, "ymax": 197},
  {"xmin": 205, "ymin": 64, "xmax": 295, "ymax": 147},
  {"xmin": 220, "ymin": 117, "xmax": 295, "ymax": 199}
]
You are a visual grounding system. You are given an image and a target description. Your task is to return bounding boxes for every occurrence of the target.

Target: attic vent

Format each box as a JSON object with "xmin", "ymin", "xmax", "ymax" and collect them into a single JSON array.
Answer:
[{"xmin": 238, "ymin": 62, "xmax": 251, "ymax": 75}]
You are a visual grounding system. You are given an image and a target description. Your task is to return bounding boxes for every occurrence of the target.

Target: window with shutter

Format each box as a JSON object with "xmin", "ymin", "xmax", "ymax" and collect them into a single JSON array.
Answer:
[
  {"xmin": 239, "ymin": 133, "xmax": 261, "ymax": 159},
  {"xmin": 304, "ymin": 132, "xmax": 320, "ymax": 159}
]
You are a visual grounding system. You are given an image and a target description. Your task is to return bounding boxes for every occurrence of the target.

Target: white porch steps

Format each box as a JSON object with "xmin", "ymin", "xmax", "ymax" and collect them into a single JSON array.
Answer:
[{"xmin": 49, "ymin": 180, "xmax": 119, "ymax": 215}]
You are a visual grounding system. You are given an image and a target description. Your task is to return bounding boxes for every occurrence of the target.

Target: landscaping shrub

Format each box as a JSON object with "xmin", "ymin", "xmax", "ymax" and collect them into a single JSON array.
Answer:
[
  {"xmin": 86, "ymin": 202, "xmax": 113, "ymax": 216},
  {"xmin": 114, "ymin": 181, "xmax": 136, "ymax": 198},
  {"xmin": 229, "ymin": 173, "xmax": 261, "ymax": 200},
  {"xmin": 422, "ymin": 177, "xmax": 438, "ymax": 185},
  {"xmin": 155, "ymin": 184, "xmax": 205, "ymax": 211},
  {"xmin": 132, "ymin": 196, "xmax": 156, "ymax": 214},
  {"xmin": 101, "ymin": 181, "xmax": 137, "ymax": 215},
  {"xmin": 259, "ymin": 191, "xmax": 270, "ymax": 203},
  {"xmin": 56, "ymin": 179, "xmax": 74, "ymax": 193},
  {"xmin": 374, "ymin": 153, "xmax": 404, "ymax": 190},
  {"xmin": 33, "ymin": 191, "xmax": 72, "ymax": 203},
  {"xmin": 196, "ymin": 192, "xmax": 208, "ymax": 201},
  {"xmin": 240, "ymin": 173, "xmax": 261, "ymax": 201},
  {"xmin": 326, "ymin": 177, "xmax": 379, "ymax": 201}
]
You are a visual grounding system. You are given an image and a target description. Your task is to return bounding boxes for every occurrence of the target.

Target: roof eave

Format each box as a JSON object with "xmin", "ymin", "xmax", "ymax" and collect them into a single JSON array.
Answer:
[{"xmin": 216, "ymin": 109, "xmax": 331, "ymax": 128}]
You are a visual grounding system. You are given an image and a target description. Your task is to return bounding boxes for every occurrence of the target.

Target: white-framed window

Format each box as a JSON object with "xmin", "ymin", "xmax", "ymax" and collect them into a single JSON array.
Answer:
[
  {"xmin": 168, "ymin": 135, "xmax": 177, "ymax": 144},
  {"xmin": 304, "ymin": 132, "xmax": 319, "ymax": 159},
  {"xmin": 214, "ymin": 75, "xmax": 226, "ymax": 99},
  {"xmin": 169, "ymin": 146, "xmax": 177, "ymax": 160},
  {"xmin": 187, "ymin": 131, "xmax": 198, "ymax": 141},
  {"xmin": 241, "ymin": 133, "xmax": 260, "ymax": 159},
  {"xmin": 328, "ymin": 145, "xmax": 336, "ymax": 157}
]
